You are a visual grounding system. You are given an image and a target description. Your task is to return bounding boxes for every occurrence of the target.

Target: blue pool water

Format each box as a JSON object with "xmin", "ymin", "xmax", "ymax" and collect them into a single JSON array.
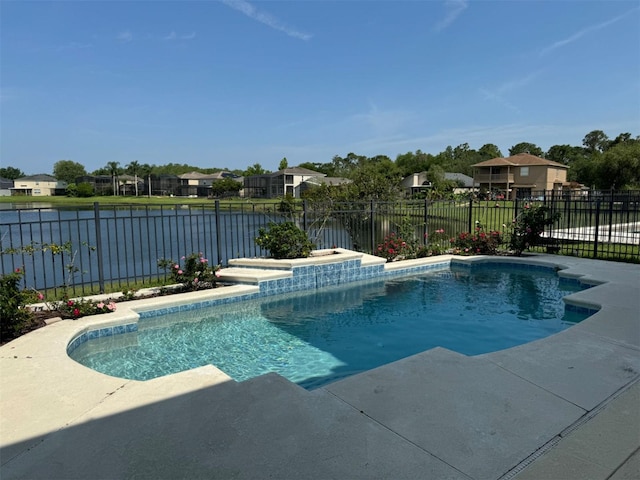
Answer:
[{"xmin": 70, "ymin": 265, "xmax": 593, "ymax": 389}]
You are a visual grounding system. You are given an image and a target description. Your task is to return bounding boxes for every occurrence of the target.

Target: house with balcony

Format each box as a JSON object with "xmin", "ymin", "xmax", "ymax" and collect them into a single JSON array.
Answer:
[
  {"xmin": 243, "ymin": 167, "xmax": 325, "ymax": 198},
  {"xmin": 11, "ymin": 174, "xmax": 67, "ymax": 196},
  {"xmin": 471, "ymin": 153, "xmax": 569, "ymax": 199}
]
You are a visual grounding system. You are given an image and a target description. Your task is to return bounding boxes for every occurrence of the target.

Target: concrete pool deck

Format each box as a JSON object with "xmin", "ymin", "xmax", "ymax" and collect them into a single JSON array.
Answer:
[{"xmin": 1, "ymin": 254, "xmax": 639, "ymax": 479}]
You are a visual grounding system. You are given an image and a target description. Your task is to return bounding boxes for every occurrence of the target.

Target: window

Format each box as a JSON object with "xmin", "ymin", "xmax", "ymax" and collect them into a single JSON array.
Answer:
[{"xmin": 520, "ymin": 167, "xmax": 529, "ymax": 177}]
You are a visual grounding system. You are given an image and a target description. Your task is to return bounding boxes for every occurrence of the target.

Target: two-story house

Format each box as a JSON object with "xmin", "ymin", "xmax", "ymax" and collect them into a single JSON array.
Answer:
[
  {"xmin": 11, "ymin": 174, "xmax": 67, "ymax": 196},
  {"xmin": 244, "ymin": 167, "xmax": 326, "ymax": 198},
  {"xmin": 471, "ymin": 153, "xmax": 568, "ymax": 199}
]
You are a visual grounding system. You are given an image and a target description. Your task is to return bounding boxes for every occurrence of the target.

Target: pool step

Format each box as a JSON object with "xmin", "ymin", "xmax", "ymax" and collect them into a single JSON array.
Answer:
[{"xmin": 217, "ymin": 267, "xmax": 292, "ymax": 286}]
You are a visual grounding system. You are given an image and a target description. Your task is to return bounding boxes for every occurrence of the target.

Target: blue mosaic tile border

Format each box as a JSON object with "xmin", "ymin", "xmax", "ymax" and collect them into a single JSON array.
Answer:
[
  {"xmin": 67, "ymin": 322, "xmax": 137, "ymax": 355},
  {"xmin": 565, "ymin": 302, "xmax": 600, "ymax": 316}
]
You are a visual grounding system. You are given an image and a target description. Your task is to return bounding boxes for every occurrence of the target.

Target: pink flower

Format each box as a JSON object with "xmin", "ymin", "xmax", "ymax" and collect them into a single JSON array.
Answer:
[
  {"xmin": 37, "ymin": 293, "xmax": 44, "ymax": 301},
  {"xmin": 200, "ymin": 258, "xmax": 206, "ymax": 263},
  {"xmin": 177, "ymin": 269, "xmax": 183, "ymax": 275},
  {"xmin": 174, "ymin": 264, "xmax": 180, "ymax": 269},
  {"xmin": 215, "ymin": 271, "xmax": 221, "ymax": 278},
  {"xmin": 97, "ymin": 302, "xmax": 105, "ymax": 309},
  {"xmin": 181, "ymin": 256, "xmax": 185, "ymax": 260},
  {"xmin": 108, "ymin": 302, "xmax": 116, "ymax": 311}
]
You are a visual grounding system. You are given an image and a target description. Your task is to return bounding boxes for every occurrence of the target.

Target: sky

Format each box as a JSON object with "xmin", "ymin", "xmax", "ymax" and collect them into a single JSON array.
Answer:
[{"xmin": 1, "ymin": 0, "xmax": 639, "ymax": 175}]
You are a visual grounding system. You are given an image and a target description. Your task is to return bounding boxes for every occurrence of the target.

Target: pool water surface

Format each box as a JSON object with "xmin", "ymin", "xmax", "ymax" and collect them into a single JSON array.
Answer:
[{"xmin": 70, "ymin": 265, "xmax": 593, "ymax": 389}]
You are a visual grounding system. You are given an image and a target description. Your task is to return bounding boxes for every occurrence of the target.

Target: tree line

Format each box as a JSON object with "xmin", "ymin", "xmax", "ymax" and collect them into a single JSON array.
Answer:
[{"xmin": 1, "ymin": 129, "xmax": 638, "ymax": 195}]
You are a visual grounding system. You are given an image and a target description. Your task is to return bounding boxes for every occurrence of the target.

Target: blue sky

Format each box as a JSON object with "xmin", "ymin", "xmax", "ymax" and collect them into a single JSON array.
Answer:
[{"xmin": 2, "ymin": 0, "xmax": 639, "ymax": 175}]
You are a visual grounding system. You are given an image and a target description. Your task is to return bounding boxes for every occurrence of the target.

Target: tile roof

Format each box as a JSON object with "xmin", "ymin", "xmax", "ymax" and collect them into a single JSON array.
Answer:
[{"xmin": 471, "ymin": 153, "xmax": 568, "ymax": 169}]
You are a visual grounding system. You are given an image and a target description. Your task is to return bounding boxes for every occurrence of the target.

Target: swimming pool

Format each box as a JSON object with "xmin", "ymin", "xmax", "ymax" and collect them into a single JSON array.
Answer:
[{"xmin": 69, "ymin": 263, "xmax": 594, "ymax": 389}]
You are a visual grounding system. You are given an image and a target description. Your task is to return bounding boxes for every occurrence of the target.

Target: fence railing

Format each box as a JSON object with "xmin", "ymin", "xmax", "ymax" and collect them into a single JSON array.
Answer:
[{"xmin": 1, "ymin": 192, "xmax": 638, "ymax": 295}]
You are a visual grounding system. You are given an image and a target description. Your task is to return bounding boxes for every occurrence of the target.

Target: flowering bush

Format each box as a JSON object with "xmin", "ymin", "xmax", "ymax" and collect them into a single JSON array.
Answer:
[
  {"xmin": 53, "ymin": 297, "xmax": 117, "ymax": 319},
  {"xmin": 426, "ymin": 228, "xmax": 449, "ymax": 255},
  {"xmin": 158, "ymin": 252, "xmax": 221, "ymax": 290},
  {"xmin": 451, "ymin": 222, "xmax": 503, "ymax": 255},
  {"xmin": 509, "ymin": 204, "xmax": 561, "ymax": 255},
  {"xmin": 376, "ymin": 232, "xmax": 413, "ymax": 261}
]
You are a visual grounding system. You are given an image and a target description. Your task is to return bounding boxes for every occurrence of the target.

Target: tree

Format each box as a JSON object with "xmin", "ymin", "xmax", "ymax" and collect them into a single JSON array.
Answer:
[
  {"xmin": 53, "ymin": 160, "xmax": 87, "ymax": 184},
  {"xmin": 298, "ymin": 162, "xmax": 332, "ymax": 175},
  {"xmin": 106, "ymin": 161, "xmax": 120, "ymax": 196},
  {"xmin": 210, "ymin": 178, "xmax": 242, "ymax": 197},
  {"xmin": 76, "ymin": 182, "xmax": 95, "ymax": 197},
  {"xmin": 395, "ymin": 150, "xmax": 433, "ymax": 177},
  {"xmin": 244, "ymin": 163, "xmax": 267, "ymax": 176},
  {"xmin": 593, "ymin": 142, "xmax": 640, "ymax": 189},
  {"xmin": 278, "ymin": 157, "xmax": 289, "ymax": 170},
  {"xmin": 545, "ymin": 145, "xmax": 586, "ymax": 166},
  {"xmin": 126, "ymin": 161, "xmax": 141, "ymax": 196},
  {"xmin": 478, "ymin": 144, "xmax": 503, "ymax": 160},
  {"xmin": 508, "ymin": 142, "xmax": 543, "ymax": 157},
  {"xmin": 582, "ymin": 130, "xmax": 610, "ymax": 153},
  {"xmin": 0, "ymin": 166, "xmax": 25, "ymax": 180}
]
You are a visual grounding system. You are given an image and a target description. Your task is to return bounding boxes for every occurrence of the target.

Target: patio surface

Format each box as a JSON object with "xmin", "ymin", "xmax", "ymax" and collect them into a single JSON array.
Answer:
[{"xmin": 1, "ymin": 254, "xmax": 639, "ymax": 479}]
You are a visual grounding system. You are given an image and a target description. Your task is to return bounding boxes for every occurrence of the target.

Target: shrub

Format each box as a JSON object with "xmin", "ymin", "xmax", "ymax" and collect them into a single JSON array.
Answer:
[
  {"xmin": 255, "ymin": 222, "xmax": 314, "ymax": 259},
  {"xmin": 426, "ymin": 228, "xmax": 449, "ymax": 255},
  {"xmin": 509, "ymin": 204, "xmax": 561, "ymax": 256},
  {"xmin": 53, "ymin": 297, "xmax": 117, "ymax": 319},
  {"xmin": 375, "ymin": 232, "xmax": 413, "ymax": 261},
  {"xmin": 158, "ymin": 252, "xmax": 221, "ymax": 290},
  {"xmin": 451, "ymin": 222, "xmax": 503, "ymax": 255},
  {"xmin": 0, "ymin": 268, "xmax": 35, "ymax": 340}
]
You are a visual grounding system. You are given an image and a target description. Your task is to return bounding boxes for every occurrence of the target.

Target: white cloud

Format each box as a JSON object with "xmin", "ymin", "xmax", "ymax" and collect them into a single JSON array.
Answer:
[
  {"xmin": 434, "ymin": 0, "xmax": 469, "ymax": 32},
  {"xmin": 181, "ymin": 32, "xmax": 196, "ymax": 40},
  {"xmin": 116, "ymin": 31, "xmax": 133, "ymax": 43},
  {"xmin": 165, "ymin": 31, "xmax": 177, "ymax": 40},
  {"xmin": 220, "ymin": 0, "xmax": 312, "ymax": 41},
  {"xmin": 540, "ymin": 6, "xmax": 639, "ymax": 56}
]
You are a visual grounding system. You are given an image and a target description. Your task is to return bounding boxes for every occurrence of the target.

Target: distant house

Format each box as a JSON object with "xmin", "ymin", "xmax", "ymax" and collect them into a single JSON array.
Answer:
[
  {"xmin": 444, "ymin": 173, "xmax": 476, "ymax": 194},
  {"xmin": 244, "ymin": 167, "xmax": 326, "ymax": 198},
  {"xmin": 176, "ymin": 171, "xmax": 243, "ymax": 197},
  {"xmin": 11, "ymin": 174, "xmax": 67, "ymax": 196},
  {"xmin": 76, "ymin": 175, "xmax": 112, "ymax": 195},
  {"xmin": 0, "ymin": 177, "xmax": 13, "ymax": 196},
  {"xmin": 401, "ymin": 172, "xmax": 432, "ymax": 197},
  {"xmin": 471, "ymin": 153, "xmax": 569, "ymax": 199}
]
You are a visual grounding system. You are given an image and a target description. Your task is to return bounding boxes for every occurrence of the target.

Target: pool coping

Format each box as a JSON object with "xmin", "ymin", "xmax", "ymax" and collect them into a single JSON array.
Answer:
[{"xmin": 1, "ymin": 253, "xmax": 639, "ymax": 479}]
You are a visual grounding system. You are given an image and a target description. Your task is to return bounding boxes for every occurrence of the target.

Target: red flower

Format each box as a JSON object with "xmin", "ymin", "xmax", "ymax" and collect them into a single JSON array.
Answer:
[
  {"xmin": 73, "ymin": 308, "xmax": 80, "ymax": 316},
  {"xmin": 15, "ymin": 268, "xmax": 21, "ymax": 273},
  {"xmin": 67, "ymin": 300, "xmax": 74, "ymax": 306}
]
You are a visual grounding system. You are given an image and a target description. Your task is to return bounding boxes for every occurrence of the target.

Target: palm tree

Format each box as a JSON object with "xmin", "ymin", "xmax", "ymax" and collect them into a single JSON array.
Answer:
[
  {"xmin": 106, "ymin": 161, "xmax": 120, "ymax": 196},
  {"xmin": 126, "ymin": 161, "xmax": 140, "ymax": 196}
]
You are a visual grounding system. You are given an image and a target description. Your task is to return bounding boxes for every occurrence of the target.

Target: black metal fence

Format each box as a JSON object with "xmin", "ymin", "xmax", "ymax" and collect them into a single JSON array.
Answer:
[{"xmin": 1, "ymin": 191, "xmax": 638, "ymax": 295}]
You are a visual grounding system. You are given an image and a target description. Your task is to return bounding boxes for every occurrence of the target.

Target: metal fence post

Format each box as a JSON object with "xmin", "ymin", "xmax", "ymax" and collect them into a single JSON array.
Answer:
[
  {"xmin": 423, "ymin": 198, "xmax": 429, "ymax": 246},
  {"xmin": 468, "ymin": 196, "xmax": 473, "ymax": 233},
  {"xmin": 93, "ymin": 202, "xmax": 105, "ymax": 293},
  {"xmin": 215, "ymin": 200, "xmax": 222, "ymax": 265},
  {"xmin": 302, "ymin": 199, "xmax": 307, "ymax": 232},
  {"xmin": 593, "ymin": 200, "xmax": 601, "ymax": 258},
  {"xmin": 370, "ymin": 200, "xmax": 376, "ymax": 253}
]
